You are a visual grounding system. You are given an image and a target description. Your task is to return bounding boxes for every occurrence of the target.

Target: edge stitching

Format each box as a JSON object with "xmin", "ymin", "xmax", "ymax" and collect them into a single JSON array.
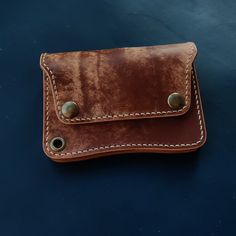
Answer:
[{"xmin": 44, "ymin": 69, "xmax": 204, "ymax": 158}]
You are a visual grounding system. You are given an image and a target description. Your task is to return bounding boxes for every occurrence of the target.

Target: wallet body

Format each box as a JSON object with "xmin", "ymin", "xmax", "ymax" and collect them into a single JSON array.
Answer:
[{"xmin": 40, "ymin": 42, "xmax": 206, "ymax": 162}]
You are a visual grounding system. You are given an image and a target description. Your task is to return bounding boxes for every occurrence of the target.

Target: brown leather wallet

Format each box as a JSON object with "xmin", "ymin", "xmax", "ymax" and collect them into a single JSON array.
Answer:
[{"xmin": 40, "ymin": 42, "xmax": 207, "ymax": 162}]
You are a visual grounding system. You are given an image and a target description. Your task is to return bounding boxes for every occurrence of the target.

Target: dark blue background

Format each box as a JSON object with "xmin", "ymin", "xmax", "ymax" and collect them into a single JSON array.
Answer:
[{"xmin": 1, "ymin": 0, "xmax": 236, "ymax": 235}]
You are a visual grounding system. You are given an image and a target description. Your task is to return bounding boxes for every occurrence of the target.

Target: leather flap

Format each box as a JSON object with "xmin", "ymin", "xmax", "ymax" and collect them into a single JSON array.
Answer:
[{"xmin": 40, "ymin": 42, "xmax": 197, "ymax": 124}]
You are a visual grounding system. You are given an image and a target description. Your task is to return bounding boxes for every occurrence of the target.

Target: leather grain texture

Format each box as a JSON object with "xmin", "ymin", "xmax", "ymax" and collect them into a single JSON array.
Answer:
[{"xmin": 40, "ymin": 42, "xmax": 207, "ymax": 162}]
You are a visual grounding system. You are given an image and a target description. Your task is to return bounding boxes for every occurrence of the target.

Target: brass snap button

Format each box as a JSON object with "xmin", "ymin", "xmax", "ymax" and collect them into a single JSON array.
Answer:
[
  {"xmin": 50, "ymin": 137, "xmax": 65, "ymax": 152},
  {"xmin": 167, "ymin": 92, "xmax": 185, "ymax": 109},
  {"xmin": 61, "ymin": 101, "xmax": 79, "ymax": 118}
]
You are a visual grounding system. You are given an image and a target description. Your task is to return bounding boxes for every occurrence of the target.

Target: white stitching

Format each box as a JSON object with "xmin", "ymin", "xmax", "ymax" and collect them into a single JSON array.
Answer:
[
  {"xmin": 42, "ymin": 43, "xmax": 195, "ymax": 123},
  {"xmin": 44, "ymin": 69, "xmax": 204, "ymax": 158}
]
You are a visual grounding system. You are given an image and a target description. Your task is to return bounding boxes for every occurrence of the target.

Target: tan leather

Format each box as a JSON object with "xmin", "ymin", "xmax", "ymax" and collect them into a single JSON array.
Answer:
[{"xmin": 40, "ymin": 42, "xmax": 207, "ymax": 162}]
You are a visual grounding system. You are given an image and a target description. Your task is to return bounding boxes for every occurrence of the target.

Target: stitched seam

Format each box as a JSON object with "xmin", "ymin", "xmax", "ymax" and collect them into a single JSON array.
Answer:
[
  {"xmin": 42, "ymin": 43, "xmax": 195, "ymax": 123},
  {"xmin": 44, "ymin": 69, "xmax": 204, "ymax": 157}
]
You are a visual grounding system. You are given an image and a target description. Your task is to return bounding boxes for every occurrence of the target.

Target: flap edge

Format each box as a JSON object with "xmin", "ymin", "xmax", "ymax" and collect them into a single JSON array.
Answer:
[{"xmin": 40, "ymin": 42, "xmax": 197, "ymax": 125}]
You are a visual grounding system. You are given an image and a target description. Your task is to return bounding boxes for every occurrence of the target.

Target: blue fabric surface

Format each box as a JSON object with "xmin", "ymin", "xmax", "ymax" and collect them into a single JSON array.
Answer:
[{"xmin": 0, "ymin": 0, "xmax": 236, "ymax": 235}]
